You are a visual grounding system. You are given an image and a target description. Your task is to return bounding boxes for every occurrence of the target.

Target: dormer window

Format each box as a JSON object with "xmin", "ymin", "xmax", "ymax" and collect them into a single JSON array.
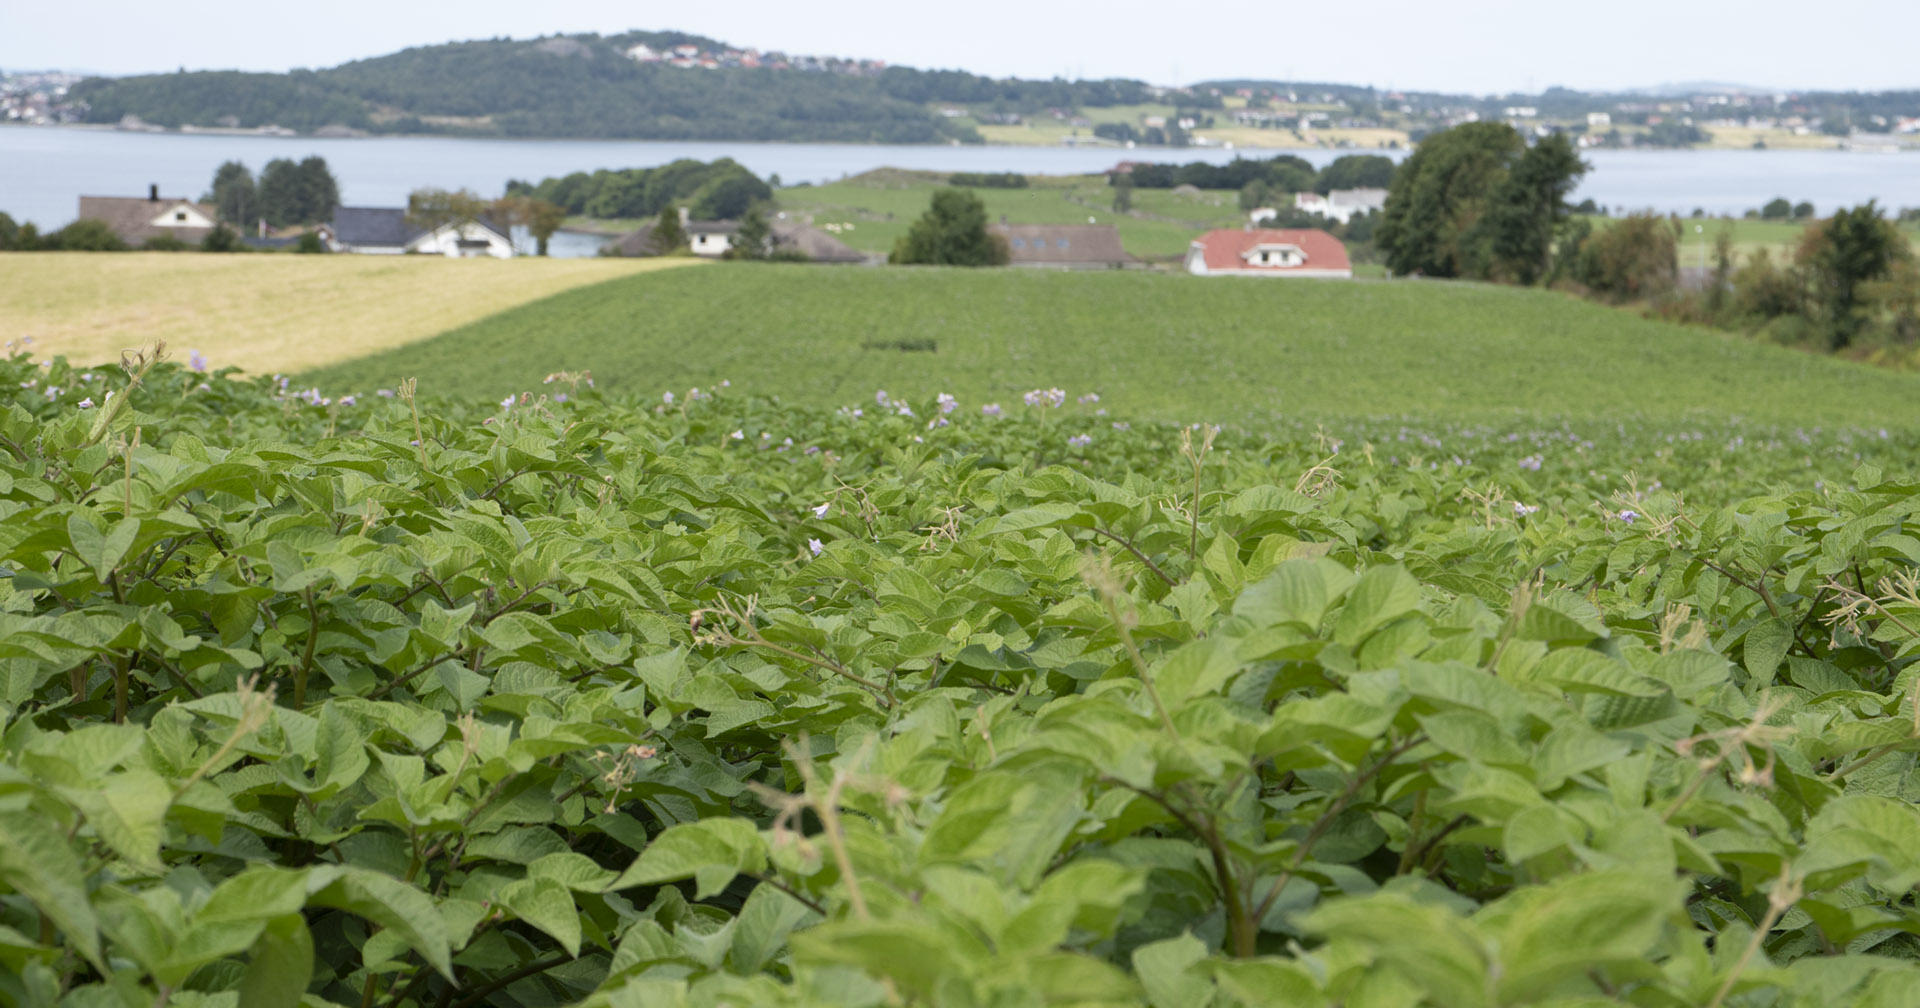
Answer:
[{"xmin": 1245, "ymin": 243, "xmax": 1306, "ymax": 267}]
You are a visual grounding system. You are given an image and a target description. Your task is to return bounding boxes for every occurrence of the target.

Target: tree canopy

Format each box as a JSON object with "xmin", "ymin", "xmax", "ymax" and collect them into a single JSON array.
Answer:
[
  {"xmin": 1375, "ymin": 123, "xmax": 1587, "ymax": 281},
  {"xmin": 257, "ymin": 156, "xmax": 340, "ymax": 227},
  {"xmin": 890, "ymin": 189, "xmax": 1008, "ymax": 267},
  {"xmin": 1797, "ymin": 200, "xmax": 1910, "ymax": 349},
  {"xmin": 507, "ymin": 159, "xmax": 769, "ymax": 222},
  {"xmin": 204, "ymin": 161, "xmax": 258, "ymax": 227}
]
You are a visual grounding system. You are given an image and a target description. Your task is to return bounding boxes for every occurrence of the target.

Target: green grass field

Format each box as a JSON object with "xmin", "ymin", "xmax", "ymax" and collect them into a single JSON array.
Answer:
[
  {"xmin": 301, "ymin": 265, "xmax": 1920, "ymax": 431},
  {"xmin": 1589, "ymin": 215, "xmax": 1920, "ymax": 267},
  {"xmin": 776, "ymin": 172, "xmax": 1244, "ymax": 261}
]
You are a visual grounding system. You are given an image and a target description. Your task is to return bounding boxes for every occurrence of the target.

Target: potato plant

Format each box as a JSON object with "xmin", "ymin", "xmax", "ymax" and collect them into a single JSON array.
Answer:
[{"xmin": 1, "ymin": 350, "xmax": 1918, "ymax": 1006}]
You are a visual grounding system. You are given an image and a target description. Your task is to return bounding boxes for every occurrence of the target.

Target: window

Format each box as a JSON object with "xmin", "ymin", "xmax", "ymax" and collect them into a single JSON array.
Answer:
[
  {"xmin": 1011, "ymin": 238, "xmax": 1025, "ymax": 248},
  {"xmin": 174, "ymin": 212, "xmax": 187, "ymax": 221},
  {"xmin": 1057, "ymin": 239, "xmax": 1070, "ymax": 249}
]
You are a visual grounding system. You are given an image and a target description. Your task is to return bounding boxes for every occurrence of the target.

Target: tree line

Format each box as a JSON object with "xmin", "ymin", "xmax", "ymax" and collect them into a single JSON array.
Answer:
[
  {"xmin": 1114, "ymin": 153, "xmax": 1397, "ymax": 197},
  {"xmin": 505, "ymin": 159, "xmax": 772, "ymax": 221},
  {"xmin": 1372, "ymin": 121, "xmax": 1917, "ymax": 355},
  {"xmin": 205, "ymin": 156, "xmax": 340, "ymax": 229}
]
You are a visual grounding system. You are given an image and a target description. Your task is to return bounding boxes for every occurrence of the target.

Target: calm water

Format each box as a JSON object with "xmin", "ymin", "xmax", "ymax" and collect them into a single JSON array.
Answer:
[{"xmin": 3, "ymin": 125, "xmax": 1917, "ymax": 233}]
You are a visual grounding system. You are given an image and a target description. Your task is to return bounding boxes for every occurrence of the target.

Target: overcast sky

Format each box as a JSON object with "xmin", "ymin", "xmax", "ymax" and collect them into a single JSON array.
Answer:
[{"xmin": 6, "ymin": 0, "xmax": 1918, "ymax": 94}]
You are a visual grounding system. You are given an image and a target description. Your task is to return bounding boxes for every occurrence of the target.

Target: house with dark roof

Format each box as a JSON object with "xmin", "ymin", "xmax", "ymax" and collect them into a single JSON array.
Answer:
[
  {"xmin": 769, "ymin": 220, "xmax": 867, "ymax": 263},
  {"xmin": 989, "ymin": 224, "xmax": 1131, "ymax": 269},
  {"xmin": 319, "ymin": 207, "xmax": 515, "ymax": 257},
  {"xmin": 76, "ymin": 185, "xmax": 219, "ymax": 246},
  {"xmin": 1185, "ymin": 228, "xmax": 1352, "ymax": 278}
]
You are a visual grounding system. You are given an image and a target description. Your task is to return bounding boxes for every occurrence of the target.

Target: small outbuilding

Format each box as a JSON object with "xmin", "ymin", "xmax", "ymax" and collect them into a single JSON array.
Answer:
[{"xmin": 1185, "ymin": 228, "xmax": 1352, "ymax": 278}]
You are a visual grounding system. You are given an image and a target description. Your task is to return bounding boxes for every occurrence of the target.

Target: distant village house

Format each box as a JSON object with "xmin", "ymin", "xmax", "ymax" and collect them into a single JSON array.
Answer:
[
  {"xmin": 1292, "ymin": 188, "xmax": 1387, "ymax": 225},
  {"xmin": 1185, "ymin": 228, "xmax": 1353, "ymax": 278}
]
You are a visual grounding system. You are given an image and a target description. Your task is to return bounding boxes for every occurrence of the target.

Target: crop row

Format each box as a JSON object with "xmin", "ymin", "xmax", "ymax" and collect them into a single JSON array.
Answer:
[{"xmin": 0, "ymin": 350, "xmax": 1917, "ymax": 1006}]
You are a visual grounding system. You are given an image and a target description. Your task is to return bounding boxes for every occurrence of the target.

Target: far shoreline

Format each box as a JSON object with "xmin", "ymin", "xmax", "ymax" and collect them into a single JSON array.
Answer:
[{"xmin": 4, "ymin": 120, "xmax": 1904, "ymax": 154}]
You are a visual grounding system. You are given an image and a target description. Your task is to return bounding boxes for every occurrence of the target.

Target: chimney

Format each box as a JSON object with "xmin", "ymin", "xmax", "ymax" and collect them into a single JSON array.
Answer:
[
  {"xmin": 148, "ymin": 184, "xmax": 159, "ymax": 202},
  {"xmin": 677, "ymin": 206, "xmax": 690, "ymax": 226}
]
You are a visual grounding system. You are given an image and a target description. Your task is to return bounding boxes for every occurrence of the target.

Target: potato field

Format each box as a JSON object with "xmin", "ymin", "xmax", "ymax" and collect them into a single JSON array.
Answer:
[{"xmin": 3, "ymin": 347, "xmax": 1920, "ymax": 1007}]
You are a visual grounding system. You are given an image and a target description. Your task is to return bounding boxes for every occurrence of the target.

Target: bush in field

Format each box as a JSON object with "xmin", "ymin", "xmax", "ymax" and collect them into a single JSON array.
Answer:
[
  {"xmin": 1795, "ymin": 199, "xmax": 1911, "ymax": 349},
  {"xmin": 1564, "ymin": 212, "xmax": 1678, "ymax": 303},
  {"xmin": 43, "ymin": 218, "xmax": 129, "ymax": 252},
  {"xmin": 890, "ymin": 187, "xmax": 1008, "ymax": 266}
]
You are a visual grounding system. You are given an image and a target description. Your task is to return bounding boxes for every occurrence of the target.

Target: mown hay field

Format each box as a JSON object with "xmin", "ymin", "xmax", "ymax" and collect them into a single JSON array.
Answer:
[{"xmin": 0, "ymin": 252, "xmax": 703, "ymax": 374}]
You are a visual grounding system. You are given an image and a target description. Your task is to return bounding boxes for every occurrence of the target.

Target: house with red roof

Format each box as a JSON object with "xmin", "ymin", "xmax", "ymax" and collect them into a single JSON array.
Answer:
[{"xmin": 1185, "ymin": 228, "xmax": 1352, "ymax": 278}]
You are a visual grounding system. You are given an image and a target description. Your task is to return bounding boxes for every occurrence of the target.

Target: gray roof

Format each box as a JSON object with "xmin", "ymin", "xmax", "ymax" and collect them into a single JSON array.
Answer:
[
  {"xmin": 328, "ymin": 207, "xmax": 508, "ymax": 248},
  {"xmin": 769, "ymin": 221, "xmax": 866, "ymax": 262},
  {"xmin": 329, "ymin": 207, "xmax": 418, "ymax": 247},
  {"xmin": 77, "ymin": 195, "xmax": 217, "ymax": 245},
  {"xmin": 990, "ymin": 224, "xmax": 1131, "ymax": 266}
]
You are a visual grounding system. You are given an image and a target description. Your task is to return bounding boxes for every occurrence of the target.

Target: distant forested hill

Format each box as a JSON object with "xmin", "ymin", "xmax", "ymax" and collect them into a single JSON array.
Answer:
[{"xmin": 66, "ymin": 31, "xmax": 1163, "ymax": 143}]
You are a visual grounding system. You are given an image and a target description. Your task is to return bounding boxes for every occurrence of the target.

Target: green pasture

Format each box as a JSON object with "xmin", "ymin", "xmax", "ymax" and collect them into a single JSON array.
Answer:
[
  {"xmin": 1585, "ymin": 214, "xmax": 1920, "ymax": 266},
  {"xmin": 776, "ymin": 172, "xmax": 1242, "ymax": 260},
  {"xmin": 301, "ymin": 265, "xmax": 1920, "ymax": 431}
]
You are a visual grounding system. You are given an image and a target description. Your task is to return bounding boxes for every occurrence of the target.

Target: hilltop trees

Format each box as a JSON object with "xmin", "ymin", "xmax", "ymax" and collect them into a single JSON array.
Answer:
[
  {"xmin": 1375, "ymin": 123, "xmax": 1588, "ymax": 281},
  {"xmin": 890, "ymin": 188, "xmax": 1008, "ymax": 266}
]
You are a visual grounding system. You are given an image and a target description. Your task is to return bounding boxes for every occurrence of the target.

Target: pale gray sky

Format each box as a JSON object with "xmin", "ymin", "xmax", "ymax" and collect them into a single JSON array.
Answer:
[{"xmin": 6, "ymin": 0, "xmax": 1918, "ymax": 94}]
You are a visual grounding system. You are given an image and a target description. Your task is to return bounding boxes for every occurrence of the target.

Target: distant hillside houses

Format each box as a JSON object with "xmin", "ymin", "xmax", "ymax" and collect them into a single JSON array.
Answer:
[
  {"xmin": 622, "ymin": 41, "xmax": 886, "ymax": 74},
  {"xmin": 1293, "ymin": 188, "xmax": 1387, "ymax": 225}
]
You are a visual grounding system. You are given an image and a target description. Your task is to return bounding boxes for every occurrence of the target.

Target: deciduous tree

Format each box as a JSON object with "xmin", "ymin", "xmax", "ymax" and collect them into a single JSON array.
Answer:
[
  {"xmin": 257, "ymin": 156, "xmax": 340, "ymax": 227},
  {"xmin": 1377, "ymin": 123, "xmax": 1586, "ymax": 284},
  {"xmin": 1376, "ymin": 122, "xmax": 1524, "ymax": 278},
  {"xmin": 1797, "ymin": 199, "xmax": 1910, "ymax": 349},
  {"xmin": 204, "ymin": 161, "xmax": 258, "ymax": 228},
  {"xmin": 890, "ymin": 189, "xmax": 1008, "ymax": 267},
  {"xmin": 1471, "ymin": 133, "xmax": 1588, "ymax": 284},
  {"xmin": 650, "ymin": 203, "xmax": 688, "ymax": 254},
  {"xmin": 726, "ymin": 208, "xmax": 772, "ymax": 260},
  {"xmin": 408, "ymin": 187, "xmax": 490, "ymax": 237}
]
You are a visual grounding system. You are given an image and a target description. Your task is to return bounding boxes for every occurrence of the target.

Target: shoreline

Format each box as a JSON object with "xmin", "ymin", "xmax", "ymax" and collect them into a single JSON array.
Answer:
[{"xmin": 3, "ymin": 121, "xmax": 1907, "ymax": 154}]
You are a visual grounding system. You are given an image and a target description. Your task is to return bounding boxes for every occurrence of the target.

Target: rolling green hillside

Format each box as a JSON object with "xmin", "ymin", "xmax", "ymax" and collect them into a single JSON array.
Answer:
[{"xmin": 300, "ymin": 267, "xmax": 1920, "ymax": 431}]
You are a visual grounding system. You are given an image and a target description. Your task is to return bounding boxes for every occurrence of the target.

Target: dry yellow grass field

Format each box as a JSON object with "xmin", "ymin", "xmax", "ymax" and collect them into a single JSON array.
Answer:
[{"xmin": 1, "ymin": 253, "xmax": 704, "ymax": 374}]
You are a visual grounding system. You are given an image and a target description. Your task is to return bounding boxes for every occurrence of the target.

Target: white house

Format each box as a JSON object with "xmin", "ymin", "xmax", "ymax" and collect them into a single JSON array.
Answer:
[
  {"xmin": 322, "ymin": 207, "xmax": 515, "ymax": 257},
  {"xmin": 1185, "ymin": 228, "xmax": 1352, "ymax": 278},
  {"xmin": 687, "ymin": 220, "xmax": 738, "ymax": 257}
]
